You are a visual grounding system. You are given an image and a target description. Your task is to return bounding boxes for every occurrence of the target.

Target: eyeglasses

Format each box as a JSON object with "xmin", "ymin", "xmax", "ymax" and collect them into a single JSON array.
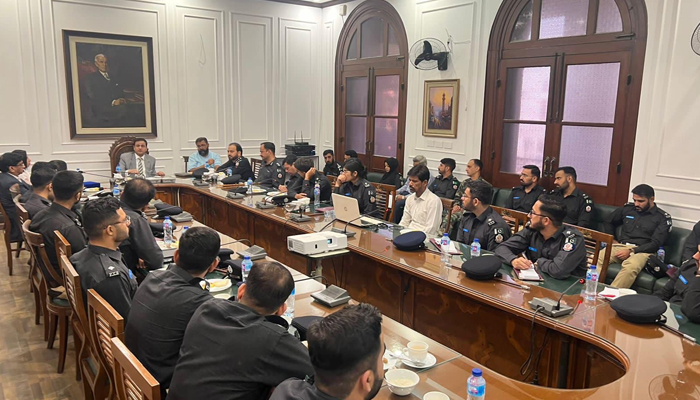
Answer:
[
  {"xmin": 527, "ymin": 210, "xmax": 548, "ymax": 219},
  {"xmin": 109, "ymin": 215, "xmax": 131, "ymax": 227}
]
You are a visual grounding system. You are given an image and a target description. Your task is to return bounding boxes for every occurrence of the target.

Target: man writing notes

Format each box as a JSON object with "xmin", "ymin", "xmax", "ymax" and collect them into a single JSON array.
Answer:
[
  {"xmin": 495, "ymin": 195, "xmax": 587, "ymax": 279},
  {"xmin": 271, "ymin": 304, "xmax": 385, "ymax": 400},
  {"xmin": 599, "ymin": 184, "xmax": 672, "ymax": 288},
  {"xmin": 398, "ymin": 165, "xmax": 443, "ymax": 236},
  {"xmin": 188, "ymin": 137, "xmax": 222, "ymax": 172},
  {"xmin": 168, "ymin": 261, "xmax": 313, "ymax": 400},
  {"xmin": 505, "ymin": 165, "xmax": 547, "ymax": 213},
  {"xmin": 455, "ymin": 180, "xmax": 511, "ymax": 251},
  {"xmin": 117, "ymin": 138, "xmax": 164, "ymax": 177}
]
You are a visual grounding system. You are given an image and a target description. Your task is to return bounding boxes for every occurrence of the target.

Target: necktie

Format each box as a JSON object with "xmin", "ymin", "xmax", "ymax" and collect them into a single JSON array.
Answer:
[{"xmin": 137, "ymin": 157, "xmax": 145, "ymax": 177}]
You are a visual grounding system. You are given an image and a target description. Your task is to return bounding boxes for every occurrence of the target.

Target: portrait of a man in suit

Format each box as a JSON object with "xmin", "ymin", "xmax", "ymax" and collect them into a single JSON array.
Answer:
[{"xmin": 63, "ymin": 30, "xmax": 156, "ymax": 138}]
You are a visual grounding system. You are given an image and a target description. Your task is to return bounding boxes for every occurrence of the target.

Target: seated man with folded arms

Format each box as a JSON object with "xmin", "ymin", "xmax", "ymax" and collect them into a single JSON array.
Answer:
[
  {"xmin": 168, "ymin": 261, "xmax": 313, "ymax": 400},
  {"xmin": 656, "ymin": 245, "xmax": 700, "ymax": 323},
  {"xmin": 255, "ymin": 141, "xmax": 285, "ymax": 189},
  {"xmin": 322, "ymin": 149, "xmax": 343, "ymax": 177},
  {"xmin": 682, "ymin": 221, "xmax": 700, "ymax": 265},
  {"xmin": 117, "ymin": 138, "xmax": 165, "ymax": 177},
  {"xmin": 599, "ymin": 184, "xmax": 672, "ymax": 288},
  {"xmin": 495, "ymin": 195, "xmax": 587, "ymax": 279},
  {"xmin": 279, "ymin": 154, "xmax": 302, "ymax": 195},
  {"xmin": 126, "ymin": 226, "xmax": 218, "ymax": 394},
  {"xmin": 505, "ymin": 165, "xmax": 547, "ymax": 213},
  {"xmin": 188, "ymin": 137, "xmax": 222, "ymax": 172},
  {"xmin": 216, "ymin": 142, "xmax": 255, "ymax": 183},
  {"xmin": 70, "ymin": 196, "xmax": 137, "ymax": 320},
  {"xmin": 551, "ymin": 166, "xmax": 594, "ymax": 228},
  {"xmin": 30, "ymin": 170, "xmax": 88, "ymax": 286},
  {"xmin": 398, "ymin": 165, "xmax": 443, "ymax": 236},
  {"xmin": 393, "ymin": 155, "xmax": 435, "ymax": 223},
  {"xmin": 23, "ymin": 162, "xmax": 55, "ymax": 218},
  {"xmin": 455, "ymin": 180, "xmax": 511, "ymax": 251},
  {"xmin": 118, "ymin": 178, "xmax": 163, "ymax": 274},
  {"xmin": 271, "ymin": 304, "xmax": 385, "ymax": 400},
  {"xmin": 294, "ymin": 158, "xmax": 332, "ymax": 202}
]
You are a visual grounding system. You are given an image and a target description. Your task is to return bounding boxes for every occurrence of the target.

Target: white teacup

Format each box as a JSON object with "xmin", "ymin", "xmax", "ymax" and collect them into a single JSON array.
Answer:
[
  {"xmin": 405, "ymin": 341, "xmax": 429, "ymax": 363},
  {"xmin": 423, "ymin": 392, "xmax": 449, "ymax": 400}
]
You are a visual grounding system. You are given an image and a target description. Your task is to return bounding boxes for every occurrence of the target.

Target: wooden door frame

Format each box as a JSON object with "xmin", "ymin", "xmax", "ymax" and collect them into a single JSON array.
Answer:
[
  {"xmin": 480, "ymin": 0, "xmax": 648, "ymax": 205},
  {"xmin": 335, "ymin": 0, "xmax": 408, "ymax": 174}
]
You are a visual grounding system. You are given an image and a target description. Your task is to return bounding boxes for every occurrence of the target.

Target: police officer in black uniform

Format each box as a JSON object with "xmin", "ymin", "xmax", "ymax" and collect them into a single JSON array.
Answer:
[
  {"xmin": 332, "ymin": 158, "xmax": 377, "ymax": 215},
  {"xmin": 216, "ymin": 142, "xmax": 255, "ymax": 182},
  {"xmin": 70, "ymin": 196, "xmax": 137, "ymax": 321},
  {"xmin": 429, "ymin": 158, "xmax": 460, "ymax": 199},
  {"xmin": 295, "ymin": 158, "xmax": 332, "ymax": 202},
  {"xmin": 322, "ymin": 149, "xmax": 342, "ymax": 177},
  {"xmin": 23, "ymin": 163, "xmax": 55, "ymax": 219},
  {"xmin": 656, "ymin": 245, "xmax": 700, "ymax": 323},
  {"xmin": 682, "ymin": 221, "xmax": 700, "ymax": 265},
  {"xmin": 119, "ymin": 178, "xmax": 163, "ymax": 274},
  {"xmin": 280, "ymin": 155, "xmax": 302, "ymax": 196},
  {"xmin": 601, "ymin": 184, "xmax": 672, "ymax": 288},
  {"xmin": 551, "ymin": 166, "xmax": 594, "ymax": 228},
  {"xmin": 455, "ymin": 180, "xmax": 511, "ymax": 251},
  {"xmin": 505, "ymin": 165, "xmax": 547, "ymax": 213},
  {"xmin": 29, "ymin": 170, "xmax": 88, "ymax": 286},
  {"xmin": 255, "ymin": 142, "xmax": 284, "ymax": 189},
  {"xmin": 495, "ymin": 194, "xmax": 587, "ymax": 279}
]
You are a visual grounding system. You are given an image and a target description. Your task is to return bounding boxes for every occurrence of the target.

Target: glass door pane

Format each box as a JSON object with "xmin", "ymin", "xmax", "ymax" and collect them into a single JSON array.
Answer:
[
  {"xmin": 559, "ymin": 126, "xmax": 613, "ymax": 185},
  {"xmin": 501, "ymin": 123, "xmax": 546, "ymax": 173},
  {"xmin": 373, "ymin": 74, "xmax": 400, "ymax": 158},
  {"xmin": 345, "ymin": 75, "xmax": 368, "ymax": 156}
]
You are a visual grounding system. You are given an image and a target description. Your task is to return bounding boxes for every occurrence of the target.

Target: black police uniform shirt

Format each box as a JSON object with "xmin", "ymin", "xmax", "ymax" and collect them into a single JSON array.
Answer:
[
  {"xmin": 271, "ymin": 379, "xmax": 339, "ymax": 400},
  {"xmin": 168, "ymin": 299, "xmax": 314, "ymax": 400},
  {"xmin": 605, "ymin": 203, "xmax": 672, "ymax": 254},
  {"xmin": 255, "ymin": 158, "xmax": 284, "ymax": 189},
  {"xmin": 550, "ymin": 187, "xmax": 594, "ymax": 228},
  {"xmin": 284, "ymin": 174, "xmax": 303, "ymax": 196},
  {"xmin": 429, "ymin": 174, "xmax": 460, "ymax": 199},
  {"xmin": 300, "ymin": 173, "xmax": 332, "ymax": 202},
  {"xmin": 323, "ymin": 161, "xmax": 342, "ymax": 177},
  {"xmin": 494, "ymin": 225, "xmax": 588, "ymax": 279},
  {"xmin": 0, "ymin": 172, "xmax": 31, "ymax": 241},
  {"xmin": 217, "ymin": 156, "xmax": 255, "ymax": 182},
  {"xmin": 29, "ymin": 203, "xmax": 88, "ymax": 283},
  {"xmin": 125, "ymin": 264, "xmax": 211, "ymax": 390},
  {"xmin": 682, "ymin": 221, "xmax": 700, "ymax": 265},
  {"xmin": 456, "ymin": 206, "xmax": 512, "ymax": 251},
  {"xmin": 23, "ymin": 192, "xmax": 51, "ymax": 219},
  {"xmin": 119, "ymin": 201, "xmax": 164, "ymax": 272},
  {"xmin": 70, "ymin": 244, "xmax": 138, "ymax": 321},
  {"xmin": 656, "ymin": 259, "xmax": 700, "ymax": 323},
  {"xmin": 333, "ymin": 178, "xmax": 377, "ymax": 215},
  {"xmin": 505, "ymin": 185, "xmax": 547, "ymax": 213}
]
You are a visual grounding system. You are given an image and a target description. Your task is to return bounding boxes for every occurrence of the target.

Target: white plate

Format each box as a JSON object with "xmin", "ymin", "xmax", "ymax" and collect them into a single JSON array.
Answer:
[
  {"xmin": 383, "ymin": 350, "xmax": 397, "ymax": 370},
  {"xmin": 251, "ymin": 188, "xmax": 267, "ymax": 194},
  {"xmin": 267, "ymin": 191, "xmax": 283, "ymax": 197},
  {"xmin": 202, "ymin": 278, "xmax": 232, "ymax": 293},
  {"xmin": 400, "ymin": 353, "xmax": 437, "ymax": 369},
  {"xmin": 214, "ymin": 293, "xmax": 232, "ymax": 299}
]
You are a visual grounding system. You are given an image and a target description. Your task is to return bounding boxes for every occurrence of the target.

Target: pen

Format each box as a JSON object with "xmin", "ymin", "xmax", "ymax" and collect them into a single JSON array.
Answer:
[{"xmin": 660, "ymin": 324, "xmax": 696, "ymax": 343}]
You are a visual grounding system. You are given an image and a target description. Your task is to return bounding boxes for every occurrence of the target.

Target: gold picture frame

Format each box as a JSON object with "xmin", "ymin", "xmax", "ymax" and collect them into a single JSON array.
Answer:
[{"xmin": 422, "ymin": 79, "xmax": 459, "ymax": 138}]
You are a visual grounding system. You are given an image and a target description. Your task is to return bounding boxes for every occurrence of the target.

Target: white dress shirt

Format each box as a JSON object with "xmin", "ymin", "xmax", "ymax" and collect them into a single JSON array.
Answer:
[{"xmin": 399, "ymin": 189, "xmax": 443, "ymax": 237}]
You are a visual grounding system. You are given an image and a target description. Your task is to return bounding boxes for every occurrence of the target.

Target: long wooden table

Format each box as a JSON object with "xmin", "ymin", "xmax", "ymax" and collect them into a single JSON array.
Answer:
[{"xmin": 155, "ymin": 179, "xmax": 700, "ymax": 399}]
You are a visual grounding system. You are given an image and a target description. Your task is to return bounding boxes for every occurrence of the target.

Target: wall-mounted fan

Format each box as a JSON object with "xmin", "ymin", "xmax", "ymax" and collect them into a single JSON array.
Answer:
[
  {"xmin": 692, "ymin": 23, "xmax": 700, "ymax": 56},
  {"xmin": 409, "ymin": 39, "xmax": 449, "ymax": 71}
]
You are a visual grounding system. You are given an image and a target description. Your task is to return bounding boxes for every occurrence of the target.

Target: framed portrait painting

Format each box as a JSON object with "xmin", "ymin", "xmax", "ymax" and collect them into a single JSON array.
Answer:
[
  {"xmin": 422, "ymin": 79, "xmax": 459, "ymax": 138},
  {"xmin": 62, "ymin": 30, "xmax": 157, "ymax": 139}
]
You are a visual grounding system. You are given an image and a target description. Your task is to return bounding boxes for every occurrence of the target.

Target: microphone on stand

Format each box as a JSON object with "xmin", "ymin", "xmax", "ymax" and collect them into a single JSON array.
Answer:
[
  {"xmin": 528, "ymin": 278, "xmax": 585, "ymax": 317},
  {"xmin": 341, "ymin": 209, "xmax": 384, "ymax": 233}
]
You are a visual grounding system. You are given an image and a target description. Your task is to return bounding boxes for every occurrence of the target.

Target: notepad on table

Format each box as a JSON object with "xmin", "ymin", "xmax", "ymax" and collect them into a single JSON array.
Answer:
[{"xmin": 514, "ymin": 267, "xmax": 543, "ymax": 281}]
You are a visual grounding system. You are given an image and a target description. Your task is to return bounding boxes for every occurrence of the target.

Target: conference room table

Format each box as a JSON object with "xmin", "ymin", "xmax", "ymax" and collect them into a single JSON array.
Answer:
[{"xmin": 152, "ymin": 178, "xmax": 700, "ymax": 399}]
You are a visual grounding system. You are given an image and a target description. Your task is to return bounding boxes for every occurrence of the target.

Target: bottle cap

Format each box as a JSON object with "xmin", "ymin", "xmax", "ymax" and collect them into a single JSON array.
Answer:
[
  {"xmin": 474, "ymin": 238, "xmax": 480, "ymax": 243},
  {"xmin": 244, "ymin": 255, "xmax": 251, "ymax": 260},
  {"xmin": 183, "ymin": 226, "xmax": 189, "ymax": 230},
  {"xmin": 472, "ymin": 368, "xmax": 482, "ymax": 377},
  {"xmin": 443, "ymin": 233, "xmax": 449, "ymax": 237},
  {"xmin": 165, "ymin": 216, "xmax": 171, "ymax": 220},
  {"xmin": 590, "ymin": 265, "xmax": 596, "ymax": 269}
]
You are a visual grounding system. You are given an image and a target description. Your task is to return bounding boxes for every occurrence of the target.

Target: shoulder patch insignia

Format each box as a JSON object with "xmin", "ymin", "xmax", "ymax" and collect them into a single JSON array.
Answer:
[
  {"xmin": 585, "ymin": 205, "xmax": 592, "ymax": 212},
  {"xmin": 370, "ymin": 196, "xmax": 376, "ymax": 203},
  {"xmin": 277, "ymin": 173, "xmax": 283, "ymax": 179},
  {"xmin": 563, "ymin": 242, "xmax": 574, "ymax": 252},
  {"xmin": 495, "ymin": 232, "xmax": 504, "ymax": 243},
  {"xmin": 453, "ymin": 184, "xmax": 458, "ymax": 190}
]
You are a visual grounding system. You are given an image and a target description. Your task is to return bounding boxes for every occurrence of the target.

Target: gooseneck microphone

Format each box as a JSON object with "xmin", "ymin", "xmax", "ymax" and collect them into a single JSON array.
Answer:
[
  {"xmin": 555, "ymin": 278, "xmax": 585, "ymax": 311},
  {"xmin": 342, "ymin": 208, "xmax": 384, "ymax": 233},
  {"xmin": 528, "ymin": 278, "xmax": 585, "ymax": 317}
]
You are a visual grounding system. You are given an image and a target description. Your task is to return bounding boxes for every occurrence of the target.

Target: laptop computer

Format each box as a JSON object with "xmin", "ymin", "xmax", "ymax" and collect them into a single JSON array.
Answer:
[{"xmin": 332, "ymin": 193, "xmax": 383, "ymax": 227}]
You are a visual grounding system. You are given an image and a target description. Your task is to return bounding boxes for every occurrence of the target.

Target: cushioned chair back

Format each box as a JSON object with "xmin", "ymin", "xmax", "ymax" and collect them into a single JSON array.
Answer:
[
  {"xmin": 665, "ymin": 227, "xmax": 691, "ymax": 267},
  {"xmin": 492, "ymin": 188, "xmax": 512, "ymax": 208},
  {"xmin": 110, "ymin": 337, "xmax": 161, "ymax": 400},
  {"xmin": 591, "ymin": 203, "xmax": 617, "ymax": 234},
  {"xmin": 367, "ymin": 172, "xmax": 383, "ymax": 183},
  {"xmin": 491, "ymin": 188, "xmax": 500, "ymax": 205}
]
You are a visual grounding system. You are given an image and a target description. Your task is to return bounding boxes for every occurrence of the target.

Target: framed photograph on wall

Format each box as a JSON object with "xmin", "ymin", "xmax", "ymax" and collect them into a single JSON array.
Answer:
[
  {"xmin": 422, "ymin": 79, "xmax": 459, "ymax": 138},
  {"xmin": 62, "ymin": 30, "xmax": 156, "ymax": 139}
]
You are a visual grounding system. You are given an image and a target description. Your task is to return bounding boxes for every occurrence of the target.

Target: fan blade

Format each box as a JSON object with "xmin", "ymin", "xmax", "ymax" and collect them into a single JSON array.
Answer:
[
  {"xmin": 422, "ymin": 40, "xmax": 433, "ymax": 55},
  {"xmin": 415, "ymin": 54, "xmax": 428, "ymax": 65}
]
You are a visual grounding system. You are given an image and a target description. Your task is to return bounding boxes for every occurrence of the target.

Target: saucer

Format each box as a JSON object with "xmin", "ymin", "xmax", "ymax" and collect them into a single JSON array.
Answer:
[{"xmin": 401, "ymin": 353, "xmax": 437, "ymax": 369}]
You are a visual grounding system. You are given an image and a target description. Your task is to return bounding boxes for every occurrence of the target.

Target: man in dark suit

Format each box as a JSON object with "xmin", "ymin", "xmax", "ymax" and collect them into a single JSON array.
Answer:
[
  {"xmin": 80, "ymin": 54, "xmax": 129, "ymax": 128},
  {"xmin": 0, "ymin": 152, "xmax": 31, "ymax": 241}
]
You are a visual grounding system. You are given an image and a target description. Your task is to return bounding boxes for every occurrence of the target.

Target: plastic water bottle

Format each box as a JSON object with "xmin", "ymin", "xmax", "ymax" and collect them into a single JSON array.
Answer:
[
  {"xmin": 227, "ymin": 167, "xmax": 232, "ymax": 176},
  {"xmin": 284, "ymin": 288, "xmax": 296, "ymax": 319},
  {"xmin": 441, "ymin": 233, "xmax": 451, "ymax": 264},
  {"xmin": 112, "ymin": 185, "xmax": 120, "ymax": 198},
  {"xmin": 241, "ymin": 256, "xmax": 253, "ymax": 281},
  {"xmin": 246, "ymin": 178, "xmax": 253, "ymax": 194},
  {"xmin": 585, "ymin": 265, "xmax": 598, "ymax": 300},
  {"xmin": 657, "ymin": 247, "xmax": 665, "ymax": 263},
  {"xmin": 163, "ymin": 217, "xmax": 174, "ymax": 247},
  {"xmin": 115, "ymin": 165, "xmax": 122, "ymax": 176},
  {"xmin": 470, "ymin": 238, "xmax": 481, "ymax": 257},
  {"xmin": 313, "ymin": 181, "xmax": 321, "ymax": 208},
  {"xmin": 467, "ymin": 368, "xmax": 486, "ymax": 399}
]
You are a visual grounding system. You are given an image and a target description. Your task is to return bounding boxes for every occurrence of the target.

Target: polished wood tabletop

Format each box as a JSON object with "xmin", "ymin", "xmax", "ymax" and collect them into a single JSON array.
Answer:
[{"xmin": 152, "ymin": 179, "xmax": 700, "ymax": 399}]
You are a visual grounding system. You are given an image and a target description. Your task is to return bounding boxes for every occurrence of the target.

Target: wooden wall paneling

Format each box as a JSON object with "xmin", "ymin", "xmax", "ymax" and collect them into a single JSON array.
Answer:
[{"xmin": 179, "ymin": 189, "xmax": 204, "ymax": 223}]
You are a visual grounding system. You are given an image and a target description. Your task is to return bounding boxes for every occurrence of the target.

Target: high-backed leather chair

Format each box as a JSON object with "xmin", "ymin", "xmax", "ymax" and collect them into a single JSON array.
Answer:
[{"xmin": 108, "ymin": 136, "xmax": 138, "ymax": 174}]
